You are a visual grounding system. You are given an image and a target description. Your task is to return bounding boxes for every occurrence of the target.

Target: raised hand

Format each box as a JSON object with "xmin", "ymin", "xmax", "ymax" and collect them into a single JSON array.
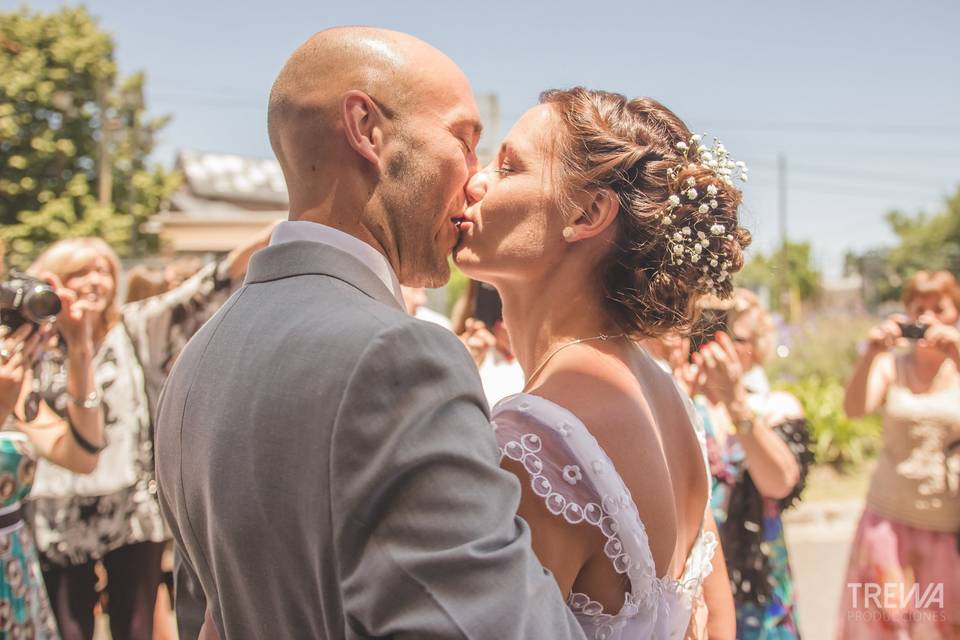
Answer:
[
  {"xmin": 43, "ymin": 272, "xmax": 97, "ymax": 354},
  {"xmin": 922, "ymin": 323, "xmax": 960, "ymax": 365},
  {"xmin": 0, "ymin": 324, "xmax": 49, "ymax": 420},
  {"xmin": 866, "ymin": 315, "xmax": 906, "ymax": 353},
  {"xmin": 458, "ymin": 318, "xmax": 497, "ymax": 368},
  {"xmin": 693, "ymin": 332, "xmax": 746, "ymax": 409}
]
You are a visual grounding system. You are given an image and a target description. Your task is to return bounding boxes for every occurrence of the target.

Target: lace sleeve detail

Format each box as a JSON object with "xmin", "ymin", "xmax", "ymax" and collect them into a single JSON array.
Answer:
[
  {"xmin": 493, "ymin": 400, "xmax": 608, "ymax": 529},
  {"xmin": 491, "ymin": 395, "xmax": 661, "ymax": 595}
]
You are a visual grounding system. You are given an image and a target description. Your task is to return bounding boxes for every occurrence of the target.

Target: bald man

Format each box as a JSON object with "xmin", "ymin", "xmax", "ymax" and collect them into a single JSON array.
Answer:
[{"xmin": 155, "ymin": 28, "xmax": 586, "ymax": 640}]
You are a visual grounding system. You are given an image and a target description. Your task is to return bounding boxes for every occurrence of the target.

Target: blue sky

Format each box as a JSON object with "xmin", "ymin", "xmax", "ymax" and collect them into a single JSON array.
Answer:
[{"xmin": 16, "ymin": 0, "xmax": 960, "ymax": 276}]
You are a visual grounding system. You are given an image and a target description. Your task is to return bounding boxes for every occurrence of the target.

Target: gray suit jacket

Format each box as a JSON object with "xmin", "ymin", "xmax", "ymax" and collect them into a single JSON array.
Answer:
[{"xmin": 155, "ymin": 241, "xmax": 585, "ymax": 640}]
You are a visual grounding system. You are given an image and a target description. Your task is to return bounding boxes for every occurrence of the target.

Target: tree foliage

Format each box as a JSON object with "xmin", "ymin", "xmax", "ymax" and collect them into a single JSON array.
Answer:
[
  {"xmin": 0, "ymin": 6, "xmax": 179, "ymax": 269},
  {"xmin": 847, "ymin": 187, "xmax": 960, "ymax": 305},
  {"xmin": 736, "ymin": 240, "xmax": 822, "ymax": 312}
]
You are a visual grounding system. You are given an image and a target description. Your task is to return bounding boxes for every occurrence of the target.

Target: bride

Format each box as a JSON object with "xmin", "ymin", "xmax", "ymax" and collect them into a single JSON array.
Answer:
[{"xmin": 453, "ymin": 87, "xmax": 749, "ymax": 639}]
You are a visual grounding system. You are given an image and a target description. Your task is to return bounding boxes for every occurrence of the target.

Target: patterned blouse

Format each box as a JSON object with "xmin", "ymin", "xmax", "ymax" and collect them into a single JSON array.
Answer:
[
  {"xmin": 25, "ymin": 261, "xmax": 235, "ymax": 567},
  {"xmin": 694, "ymin": 368, "xmax": 814, "ymax": 640}
]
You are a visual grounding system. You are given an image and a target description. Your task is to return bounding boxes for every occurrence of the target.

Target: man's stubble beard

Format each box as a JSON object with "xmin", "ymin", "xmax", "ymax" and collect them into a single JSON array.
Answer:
[{"xmin": 383, "ymin": 145, "xmax": 452, "ymax": 288}]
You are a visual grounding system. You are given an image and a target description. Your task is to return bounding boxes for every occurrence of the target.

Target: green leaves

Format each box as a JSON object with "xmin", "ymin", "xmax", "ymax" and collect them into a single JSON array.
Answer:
[{"xmin": 0, "ymin": 5, "xmax": 178, "ymax": 269}]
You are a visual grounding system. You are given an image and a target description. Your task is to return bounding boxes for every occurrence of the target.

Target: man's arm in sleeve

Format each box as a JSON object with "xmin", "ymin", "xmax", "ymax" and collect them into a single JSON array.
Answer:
[{"xmin": 331, "ymin": 320, "xmax": 586, "ymax": 640}]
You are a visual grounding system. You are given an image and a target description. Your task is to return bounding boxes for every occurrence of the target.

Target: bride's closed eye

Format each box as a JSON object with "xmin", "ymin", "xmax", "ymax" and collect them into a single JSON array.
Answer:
[{"xmin": 494, "ymin": 161, "xmax": 514, "ymax": 176}]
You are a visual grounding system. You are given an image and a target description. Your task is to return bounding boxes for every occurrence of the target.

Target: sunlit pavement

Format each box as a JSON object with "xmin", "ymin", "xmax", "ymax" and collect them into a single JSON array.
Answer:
[{"xmin": 785, "ymin": 499, "xmax": 862, "ymax": 640}]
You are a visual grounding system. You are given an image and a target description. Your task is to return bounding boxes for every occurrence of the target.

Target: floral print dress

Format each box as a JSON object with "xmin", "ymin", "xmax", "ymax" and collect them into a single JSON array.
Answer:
[
  {"xmin": 0, "ymin": 430, "xmax": 59, "ymax": 639},
  {"xmin": 695, "ymin": 368, "xmax": 813, "ymax": 640}
]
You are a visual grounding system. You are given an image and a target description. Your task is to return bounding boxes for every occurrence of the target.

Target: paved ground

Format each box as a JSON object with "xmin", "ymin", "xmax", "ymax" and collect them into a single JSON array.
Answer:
[{"xmin": 785, "ymin": 502, "xmax": 861, "ymax": 640}]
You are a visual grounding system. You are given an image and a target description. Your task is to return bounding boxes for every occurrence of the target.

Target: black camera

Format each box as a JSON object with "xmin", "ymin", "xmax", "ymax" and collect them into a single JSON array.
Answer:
[
  {"xmin": 0, "ymin": 272, "xmax": 62, "ymax": 331},
  {"xmin": 472, "ymin": 282, "xmax": 503, "ymax": 329},
  {"xmin": 897, "ymin": 322, "xmax": 928, "ymax": 340}
]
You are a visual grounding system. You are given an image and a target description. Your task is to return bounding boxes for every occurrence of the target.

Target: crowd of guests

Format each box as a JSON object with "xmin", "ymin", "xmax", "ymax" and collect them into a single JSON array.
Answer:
[{"xmin": 1, "ymin": 224, "xmax": 958, "ymax": 638}]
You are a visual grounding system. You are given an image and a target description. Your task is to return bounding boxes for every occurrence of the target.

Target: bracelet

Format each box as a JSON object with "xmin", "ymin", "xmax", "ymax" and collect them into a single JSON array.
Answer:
[
  {"xmin": 68, "ymin": 390, "xmax": 101, "ymax": 410},
  {"xmin": 69, "ymin": 420, "xmax": 107, "ymax": 455}
]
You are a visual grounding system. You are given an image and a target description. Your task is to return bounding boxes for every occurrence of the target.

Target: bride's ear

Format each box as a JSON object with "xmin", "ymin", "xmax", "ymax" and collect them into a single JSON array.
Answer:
[{"xmin": 565, "ymin": 188, "xmax": 620, "ymax": 242}]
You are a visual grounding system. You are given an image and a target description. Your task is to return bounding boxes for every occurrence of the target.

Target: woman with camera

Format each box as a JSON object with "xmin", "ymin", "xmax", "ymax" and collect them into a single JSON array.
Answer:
[
  {"xmin": 685, "ymin": 289, "xmax": 813, "ymax": 640},
  {"xmin": 21, "ymin": 228, "xmax": 271, "ymax": 640},
  {"xmin": 1, "ymin": 242, "xmax": 105, "ymax": 639},
  {"xmin": 838, "ymin": 270, "xmax": 960, "ymax": 639}
]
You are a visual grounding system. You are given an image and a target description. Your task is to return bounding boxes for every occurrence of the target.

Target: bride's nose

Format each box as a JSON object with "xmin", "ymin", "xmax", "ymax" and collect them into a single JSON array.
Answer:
[{"xmin": 465, "ymin": 170, "xmax": 490, "ymax": 206}]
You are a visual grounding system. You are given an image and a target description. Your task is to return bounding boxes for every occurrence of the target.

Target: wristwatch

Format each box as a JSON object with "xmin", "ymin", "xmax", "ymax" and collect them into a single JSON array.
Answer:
[
  {"xmin": 733, "ymin": 413, "xmax": 756, "ymax": 436},
  {"xmin": 69, "ymin": 390, "xmax": 102, "ymax": 410}
]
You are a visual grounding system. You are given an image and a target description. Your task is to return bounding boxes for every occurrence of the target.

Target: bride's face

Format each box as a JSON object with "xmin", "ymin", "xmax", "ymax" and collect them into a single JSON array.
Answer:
[{"xmin": 452, "ymin": 104, "xmax": 567, "ymax": 283}]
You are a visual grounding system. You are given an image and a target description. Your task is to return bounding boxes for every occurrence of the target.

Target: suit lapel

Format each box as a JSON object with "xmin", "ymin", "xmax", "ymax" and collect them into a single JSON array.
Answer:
[{"xmin": 244, "ymin": 241, "xmax": 405, "ymax": 312}]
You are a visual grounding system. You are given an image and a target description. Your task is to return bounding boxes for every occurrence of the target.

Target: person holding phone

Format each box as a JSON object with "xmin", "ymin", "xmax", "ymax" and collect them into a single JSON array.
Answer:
[
  {"xmin": 452, "ymin": 280, "xmax": 525, "ymax": 406},
  {"xmin": 679, "ymin": 289, "xmax": 812, "ymax": 640},
  {"xmin": 839, "ymin": 270, "xmax": 960, "ymax": 639}
]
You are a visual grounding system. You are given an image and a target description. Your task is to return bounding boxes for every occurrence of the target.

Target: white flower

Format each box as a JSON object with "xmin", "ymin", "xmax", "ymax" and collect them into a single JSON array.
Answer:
[
  {"xmin": 736, "ymin": 161, "xmax": 746, "ymax": 169},
  {"xmin": 686, "ymin": 177, "xmax": 696, "ymax": 187},
  {"xmin": 562, "ymin": 465, "xmax": 583, "ymax": 485},
  {"xmin": 691, "ymin": 134, "xmax": 702, "ymax": 143},
  {"xmin": 686, "ymin": 188, "xmax": 698, "ymax": 199},
  {"xmin": 710, "ymin": 223, "xmax": 725, "ymax": 235},
  {"xmin": 698, "ymin": 204, "xmax": 709, "ymax": 214},
  {"xmin": 672, "ymin": 244, "xmax": 684, "ymax": 255},
  {"xmin": 697, "ymin": 231, "xmax": 706, "ymax": 240},
  {"xmin": 701, "ymin": 238, "xmax": 710, "ymax": 248},
  {"xmin": 693, "ymin": 243, "xmax": 703, "ymax": 253},
  {"xmin": 710, "ymin": 259, "xmax": 719, "ymax": 267},
  {"xmin": 710, "ymin": 199, "xmax": 718, "ymax": 209},
  {"xmin": 676, "ymin": 141, "xmax": 688, "ymax": 151},
  {"xmin": 691, "ymin": 253, "xmax": 701, "ymax": 262},
  {"xmin": 661, "ymin": 216, "xmax": 671, "ymax": 225},
  {"xmin": 741, "ymin": 174, "xmax": 749, "ymax": 182},
  {"xmin": 702, "ymin": 265, "xmax": 710, "ymax": 273},
  {"xmin": 682, "ymin": 226, "xmax": 691, "ymax": 235},
  {"xmin": 668, "ymin": 195, "xmax": 681, "ymax": 207},
  {"xmin": 673, "ymin": 232, "xmax": 683, "ymax": 242},
  {"xmin": 707, "ymin": 184, "xmax": 718, "ymax": 196}
]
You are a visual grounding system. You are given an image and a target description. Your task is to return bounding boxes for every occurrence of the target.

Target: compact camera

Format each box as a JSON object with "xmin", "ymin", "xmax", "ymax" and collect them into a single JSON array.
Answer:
[
  {"xmin": 0, "ymin": 272, "xmax": 62, "ymax": 331},
  {"xmin": 897, "ymin": 322, "xmax": 928, "ymax": 340}
]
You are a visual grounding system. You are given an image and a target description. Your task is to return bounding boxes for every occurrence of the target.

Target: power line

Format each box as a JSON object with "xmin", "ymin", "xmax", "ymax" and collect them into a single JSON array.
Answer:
[{"xmin": 744, "ymin": 159, "xmax": 956, "ymax": 189}]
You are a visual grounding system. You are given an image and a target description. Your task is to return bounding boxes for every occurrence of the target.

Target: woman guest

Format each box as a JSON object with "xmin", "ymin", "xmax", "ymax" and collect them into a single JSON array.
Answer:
[
  {"xmin": 23, "ymin": 228, "xmax": 271, "ymax": 640},
  {"xmin": 839, "ymin": 271, "xmax": 960, "ymax": 639},
  {"xmin": 0, "ymin": 242, "xmax": 105, "ymax": 638},
  {"xmin": 690, "ymin": 289, "xmax": 813, "ymax": 639}
]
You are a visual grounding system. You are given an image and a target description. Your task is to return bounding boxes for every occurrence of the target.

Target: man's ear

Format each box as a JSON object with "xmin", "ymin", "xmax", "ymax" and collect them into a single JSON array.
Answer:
[
  {"xmin": 567, "ymin": 188, "xmax": 620, "ymax": 241},
  {"xmin": 341, "ymin": 90, "xmax": 385, "ymax": 167}
]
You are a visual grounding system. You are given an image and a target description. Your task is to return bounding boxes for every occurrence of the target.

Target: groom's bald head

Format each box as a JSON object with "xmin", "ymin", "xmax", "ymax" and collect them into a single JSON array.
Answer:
[{"xmin": 267, "ymin": 27, "xmax": 482, "ymax": 287}]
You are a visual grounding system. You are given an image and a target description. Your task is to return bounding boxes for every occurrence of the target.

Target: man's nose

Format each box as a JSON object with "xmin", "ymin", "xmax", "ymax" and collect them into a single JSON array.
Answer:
[{"xmin": 465, "ymin": 170, "xmax": 489, "ymax": 206}]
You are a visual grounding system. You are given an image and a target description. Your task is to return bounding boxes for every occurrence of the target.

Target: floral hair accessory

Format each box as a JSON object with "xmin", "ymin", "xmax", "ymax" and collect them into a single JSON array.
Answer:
[{"xmin": 660, "ymin": 134, "xmax": 748, "ymax": 292}]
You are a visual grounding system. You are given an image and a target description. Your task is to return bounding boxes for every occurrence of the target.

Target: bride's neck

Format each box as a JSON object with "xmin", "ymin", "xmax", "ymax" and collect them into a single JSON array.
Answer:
[{"xmin": 497, "ymin": 271, "xmax": 619, "ymax": 381}]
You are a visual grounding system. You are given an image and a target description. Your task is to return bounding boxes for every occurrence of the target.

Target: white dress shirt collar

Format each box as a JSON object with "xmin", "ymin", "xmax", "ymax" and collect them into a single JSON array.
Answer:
[{"xmin": 270, "ymin": 220, "xmax": 405, "ymax": 307}]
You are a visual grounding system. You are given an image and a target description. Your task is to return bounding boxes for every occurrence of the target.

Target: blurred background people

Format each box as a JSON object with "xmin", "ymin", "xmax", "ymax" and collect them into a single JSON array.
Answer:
[
  {"xmin": 451, "ymin": 280, "xmax": 524, "ymax": 407},
  {"xmin": 838, "ymin": 270, "xmax": 960, "ymax": 639},
  {"xmin": 1, "ymin": 240, "xmax": 105, "ymax": 638},
  {"xmin": 21, "ymin": 226, "xmax": 271, "ymax": 640},
  {"xmin": 685, "ymin": 288, "xmax": 814, "ymax": 640},
  {"xmin": 400, "ymin": 285, "xmax": 451, "ymax": 329}
]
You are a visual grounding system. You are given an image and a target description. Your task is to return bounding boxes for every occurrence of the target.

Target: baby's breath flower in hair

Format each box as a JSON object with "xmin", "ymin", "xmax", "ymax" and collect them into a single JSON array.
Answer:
[{"xmin": 658, "ymin": 133, "xmax": 748, "ymax": 292}]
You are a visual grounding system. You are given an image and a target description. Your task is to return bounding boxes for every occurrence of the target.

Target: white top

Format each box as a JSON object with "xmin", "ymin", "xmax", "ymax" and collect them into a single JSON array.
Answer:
[
  {"xmin": 491, "ymin": 388, "xmax": 716, "ymax": 640},
  {"xmin": 271, "ymin": 220, "xmax": 405, "ymax": 307},
  {"xmin": 479, "ymin": 350, "xmax": 526, "ymax": 407}
]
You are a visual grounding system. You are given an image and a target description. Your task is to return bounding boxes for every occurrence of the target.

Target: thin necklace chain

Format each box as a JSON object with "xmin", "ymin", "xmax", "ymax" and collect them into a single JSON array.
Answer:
[{"xmin": 522, "ymin": 333, "xmax": 626, "ymax": 392}]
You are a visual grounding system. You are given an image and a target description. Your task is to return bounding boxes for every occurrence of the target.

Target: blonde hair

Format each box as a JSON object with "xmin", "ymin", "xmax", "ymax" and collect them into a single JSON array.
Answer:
[
  {"xmin": 28, "ymin": 238, "xmax": 123, "ymax": 344},
  {"xmin": 902, "ymin": 270, "xmax": 960, "ymax": 310},
  {"xmin": 727, "ymin": 288, "xmax": 776, "ymax": 363}
]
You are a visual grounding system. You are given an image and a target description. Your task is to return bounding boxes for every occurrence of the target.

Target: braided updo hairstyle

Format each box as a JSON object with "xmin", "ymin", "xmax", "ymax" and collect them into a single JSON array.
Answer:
[{"xmin": 541, "ymin": 87, "xmax": 751, "ymax": 338}]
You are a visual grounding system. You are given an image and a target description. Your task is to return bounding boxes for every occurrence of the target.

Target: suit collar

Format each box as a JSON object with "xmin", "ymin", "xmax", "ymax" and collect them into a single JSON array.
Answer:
[{"xmin": 244, "ymin": 241, "xmax": 405, "ymax": 312}]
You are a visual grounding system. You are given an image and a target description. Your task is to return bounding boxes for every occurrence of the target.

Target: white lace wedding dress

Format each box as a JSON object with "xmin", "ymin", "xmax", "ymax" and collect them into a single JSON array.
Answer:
[{"xmin": 492, "ymin": 389, "xmax": 717, "ymax": 640}]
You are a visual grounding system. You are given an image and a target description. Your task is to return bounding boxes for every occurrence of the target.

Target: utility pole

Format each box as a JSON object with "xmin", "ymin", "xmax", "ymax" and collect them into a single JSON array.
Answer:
[
  {"xmin": 777, "ymin": 153, "xmax": 790, "ymax": 319},
  {"xmin": 96, "ymin": 82, "xmax": 112, "ymax": 206}
]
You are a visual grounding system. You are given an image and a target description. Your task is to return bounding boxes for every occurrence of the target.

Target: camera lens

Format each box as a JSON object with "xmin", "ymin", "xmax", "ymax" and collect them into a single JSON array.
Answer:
[{"xmin": 24, "ymin": 285, "xmax": 62, "ymax": 322}]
